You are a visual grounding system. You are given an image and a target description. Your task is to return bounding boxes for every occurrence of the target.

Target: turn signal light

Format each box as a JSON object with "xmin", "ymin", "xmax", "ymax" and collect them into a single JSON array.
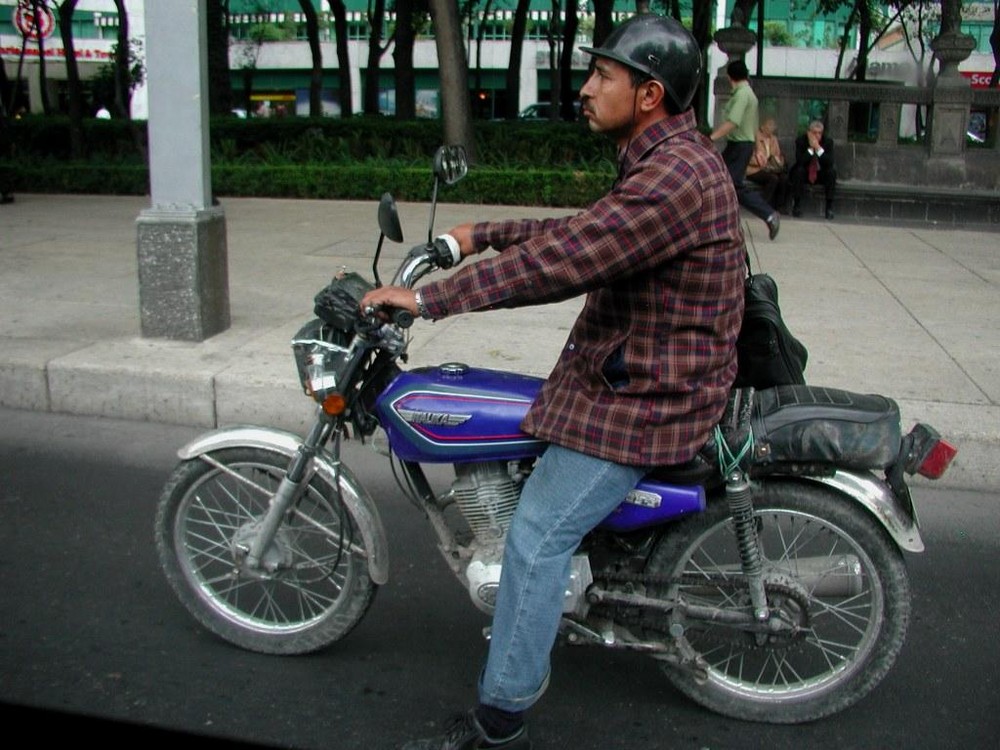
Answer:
[{"xmin": 322, "ymin": 392, "xmax": 347, "ymax": 415}]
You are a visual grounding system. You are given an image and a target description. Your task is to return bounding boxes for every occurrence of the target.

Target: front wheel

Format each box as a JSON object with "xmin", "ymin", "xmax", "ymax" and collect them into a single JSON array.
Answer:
[
  {"xmin": 647, "ymin": 480, "xmax": 911, "ymax": 723},
  {"xmin": 155, "ymin": 447, "xmax": 376, "ymax": 655}
]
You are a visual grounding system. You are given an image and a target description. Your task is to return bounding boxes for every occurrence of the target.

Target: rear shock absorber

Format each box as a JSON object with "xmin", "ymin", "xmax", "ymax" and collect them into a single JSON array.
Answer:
[{"xmin": 725, "ymin": 470, "xmax": 769, "ymax": 621}]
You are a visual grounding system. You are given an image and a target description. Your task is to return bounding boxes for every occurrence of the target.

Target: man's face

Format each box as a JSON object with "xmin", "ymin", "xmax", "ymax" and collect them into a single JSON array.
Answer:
[
  {"xmin": 809, "ymin": 124, "xmax": 824, "ymax": 140},
  {"xmin": 579, "ymin": 57, "xmax": 644, "ymax": 140}
]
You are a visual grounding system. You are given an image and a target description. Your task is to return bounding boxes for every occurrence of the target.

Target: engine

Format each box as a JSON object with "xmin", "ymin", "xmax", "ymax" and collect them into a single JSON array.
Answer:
[
  {"xmin": 451, "ymin": 461, "xmax": 519, "ymax": 613},
  {"xmin": 452, "ymin": 461, "xmax": 523, "ymax": 542},
  {"xmin": 452, "ymin": 460, "xmax": 592, "ymax": 616}
]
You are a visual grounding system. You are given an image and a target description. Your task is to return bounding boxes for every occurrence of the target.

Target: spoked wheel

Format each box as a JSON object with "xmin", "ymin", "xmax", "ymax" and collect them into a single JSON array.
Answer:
[
  {"xmin": 155, "ymin": 447, "xmax": 376, "ymax": 654},
  {"xmin": 647, "ymin": 480, "xmax": 911, "ymax": 723}
]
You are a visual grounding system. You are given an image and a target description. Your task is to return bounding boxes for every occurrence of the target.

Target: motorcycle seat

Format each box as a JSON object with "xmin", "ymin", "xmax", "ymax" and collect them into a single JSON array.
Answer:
[{"xmin": 751, "ymin": 384, "xmax": 902, "ymax": 471}]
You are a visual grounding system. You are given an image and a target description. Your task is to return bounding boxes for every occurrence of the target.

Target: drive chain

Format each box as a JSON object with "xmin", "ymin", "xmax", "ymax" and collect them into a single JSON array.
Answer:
[{"xmin": 591, "ymin": 567, "xmax": 811, "ymax": 647}]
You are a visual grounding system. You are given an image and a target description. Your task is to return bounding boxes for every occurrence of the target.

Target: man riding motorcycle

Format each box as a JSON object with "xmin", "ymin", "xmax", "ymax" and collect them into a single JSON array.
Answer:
[{"xmin": 361, "ymin": 15, "xmax": 745, "ymax": 749}]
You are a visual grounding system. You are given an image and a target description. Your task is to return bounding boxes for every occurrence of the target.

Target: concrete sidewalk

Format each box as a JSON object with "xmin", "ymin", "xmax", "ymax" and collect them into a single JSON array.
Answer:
[{"xmin": 1, "ymin": 193, "xmax": 997, "ymax": 490}]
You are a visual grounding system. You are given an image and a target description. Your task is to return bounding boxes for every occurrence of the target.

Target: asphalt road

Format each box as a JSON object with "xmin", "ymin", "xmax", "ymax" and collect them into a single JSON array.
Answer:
[{"xmin": 0, "ymin": 408, "xmax": 998, "ymax": 749}]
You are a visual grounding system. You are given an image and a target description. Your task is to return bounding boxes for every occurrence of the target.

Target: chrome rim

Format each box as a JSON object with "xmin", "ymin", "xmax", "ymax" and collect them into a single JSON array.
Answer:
[
  {"xmin": 174, "ymin": 459, "xmax": 359, "ymax": 634},
  {"xmin": 671, "ymin": 508, "xmax": 884, "ymax": 703}
]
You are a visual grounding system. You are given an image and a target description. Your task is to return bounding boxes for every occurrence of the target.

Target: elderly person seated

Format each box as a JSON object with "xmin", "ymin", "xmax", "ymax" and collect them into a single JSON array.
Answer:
[
  {"xmin": 789, "ymin": 120, "xmax": 837, "ymax": 220},
  {"xmin": 745, "ymin": 116, "xmax": 788, "ymax": 213}
]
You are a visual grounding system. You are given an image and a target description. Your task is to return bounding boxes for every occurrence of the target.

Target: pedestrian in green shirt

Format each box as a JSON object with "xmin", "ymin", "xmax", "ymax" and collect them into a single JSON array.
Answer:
[{"xmin": 711, "ymin": 60, "xmax": 780, "ymax": 240}]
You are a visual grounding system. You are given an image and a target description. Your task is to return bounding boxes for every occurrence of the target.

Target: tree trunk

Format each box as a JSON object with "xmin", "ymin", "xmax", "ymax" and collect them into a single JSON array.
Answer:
[
  {"xmin": 427, "ymin": 0, "xmax": 475, "ymax": 160},
  {"xmin": 11, "ymin": 23, "xmax": 28, "ymax": 114},
  {"xmin": 855, "ymin": 0, "xmax": 872, "ymax": 82},
  {"xmin": 30, "ymin": 0, "xmax": 52, "ymax": 114},
  {"xmin": 940, "ymin": 0, "xmax": 960, "ymax": 35},
  {"xmin": 394, "ymin": 0, "xmax": 416, "ymax": 119},
  {"xmin": 691, "ymin": 0, "xmax": 711, "ymax": 124},
  {"xmin": 364, "ymin": 0, "xmax": 387, "ymax": 115},
  {"xmin": 298, "ymin": 0, "xmax": 323, "ymax": 116},
  {"xmin": 57, "ymin": 0, "xmax": 85, "ymax": 158},
  {"xmin": 547, "ymin": 0, "xmax": 560, "ymax": 121},
  {"xmin": 206, "ymin": 0, "xmax": 232, "ymax": 116},
  {"xmin": 592, "ymin": 0, "xmax": 613, "ymax": 48},
  {"xmin": 504, "ymin": 0, "xmax": 530, "ymax": 119},
  {"xmin": 110, "ymin": 0, "xmax": 146, "ymax": 160},
  {"xmin": 112, "ymin": 0, "xmax": 131, "ymax": 119},
  {"xmin": 834, "ymin": 6, "xmax": 857, "ymax": 80},
  {"xmin": 474, "ymin": 0, "xmax": 495, "ymax": 113},
  {"xmin": 732, "ymin": 0, "xmax": 755, "ymax": 26},
  {"xmin": 329, "ymin": 0, "xmax": 353, "ymax": 117},
  {"xmin": 558, "ymin": 0, "xmax": 578, "ymax": 121},
  {"xmin": 991, "ymin": 0, "xmax": 999, "ymax": 87},
  {"xmin": 0, "ymin": 50, "xmax": 10, "ymax": 112}
]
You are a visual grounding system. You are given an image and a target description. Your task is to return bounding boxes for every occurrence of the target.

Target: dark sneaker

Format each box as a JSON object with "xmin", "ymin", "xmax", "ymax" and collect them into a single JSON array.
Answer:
[
  {"xmin": 766, "ymin": 212, "xmax": 780, "ymax": 240},
  {"xmin": 825, "ymin": 208, "xmax": 835, "ymax": 220},
  {"xmin": 400, "ymin": 711, "xmax": 532, "ymax": 750},
  {"xmin": 791, "ymin": 204, "xmax": 802, "ymax": 218}
]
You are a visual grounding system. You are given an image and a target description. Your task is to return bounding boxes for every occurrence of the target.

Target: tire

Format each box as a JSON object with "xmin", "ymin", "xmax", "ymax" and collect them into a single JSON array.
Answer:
[
  {"xmin": 155, "ymin": 447, "xmax": 377, "ymax": 655},
  {"xmin": 647, "ymin": 480, "xmax": 911, "ymax": 723}
]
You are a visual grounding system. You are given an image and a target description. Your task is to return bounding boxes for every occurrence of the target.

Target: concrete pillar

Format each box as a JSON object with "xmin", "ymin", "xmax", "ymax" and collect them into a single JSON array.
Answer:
[
  {"xmin": 928, "ymin": 27, "xmax": 975, "ymax": 157},
  {"xmin": 877, "ymin": 102, "xmax": 901, "ymax": 148},
  {"xmin": 827, "ymin": 100, "xmax": 849, "ymax": 146},
  {"xmin": 136, "ymin": 0, "xmax": 230, "ymax": 341},
  {"xmin": 711, "ymin": 24, "xmax": 756, "ymax": 130}
]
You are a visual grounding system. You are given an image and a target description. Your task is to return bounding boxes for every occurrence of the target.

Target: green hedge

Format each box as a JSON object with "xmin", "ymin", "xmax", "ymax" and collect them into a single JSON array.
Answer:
[
  {"xmin": 7, "ymin": 115, "xmax": 617, "ymax": 167},
  {"xmin": 4, "ymin": 161, "xmax": 616, "ymax": 208},
  {"xmin": 3, "ymin": 115, "xmax": 618, "ymax": 206}
]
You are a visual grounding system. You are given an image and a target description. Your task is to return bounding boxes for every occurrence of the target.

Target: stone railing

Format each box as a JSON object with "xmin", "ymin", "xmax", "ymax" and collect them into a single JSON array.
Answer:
[
  {"xmin": 734, "ymin": 77, "xmax": 1000, "ymax": 191},
  {"xmin": 713, "ymin": 23, "xmax": 1000, "ymax": 193}
]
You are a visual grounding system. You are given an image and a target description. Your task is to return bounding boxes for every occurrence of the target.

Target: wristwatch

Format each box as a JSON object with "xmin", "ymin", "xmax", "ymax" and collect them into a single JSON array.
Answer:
[{"xmin": 414, "ymin": 290, "xmax": 432, "ymax": 320}]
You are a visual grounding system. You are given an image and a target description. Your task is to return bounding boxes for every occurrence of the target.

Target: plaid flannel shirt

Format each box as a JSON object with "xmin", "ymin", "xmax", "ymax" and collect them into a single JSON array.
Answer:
[{"xmin": 420, "ymin": 110, "xmax": 745, "ymax": 467}]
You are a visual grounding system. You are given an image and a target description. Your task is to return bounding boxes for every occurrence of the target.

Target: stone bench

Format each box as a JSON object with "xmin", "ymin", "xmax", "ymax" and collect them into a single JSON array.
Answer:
[{"xmin": 792, "ymin": 180, "xmax": 1000, "ymax": 228}]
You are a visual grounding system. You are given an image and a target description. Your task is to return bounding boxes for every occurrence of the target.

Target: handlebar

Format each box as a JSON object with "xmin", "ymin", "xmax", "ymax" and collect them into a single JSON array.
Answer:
[
  {"xmin": 361, "ymin": 303, "xmax": 414, "ymax": 329},
  {"xmin": 391, "ymin": 236, "xmax": 459, "ymax": 288},
  {"xmin": 359, "ymin": 236, "xmax": 459, "ymax": 332}
]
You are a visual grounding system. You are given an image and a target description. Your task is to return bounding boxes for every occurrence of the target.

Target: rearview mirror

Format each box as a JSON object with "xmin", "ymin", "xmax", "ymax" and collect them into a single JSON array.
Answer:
[
  {"xmin": 433, "ymin": 145, "xmax": 468, "ymax": 186},
  {"xmin": 377, "ymin": 193, "xmax": 404, "ymax": 243}
]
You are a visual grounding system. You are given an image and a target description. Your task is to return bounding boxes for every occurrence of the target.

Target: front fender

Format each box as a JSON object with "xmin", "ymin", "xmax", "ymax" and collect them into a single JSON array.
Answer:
[
  {"xmin": 808, "ymin": 470, "xmax": 924, "ymax": 553},
  {"xmin": 177, "ymin": 425, "xmax": 390, "ymax": 584}
]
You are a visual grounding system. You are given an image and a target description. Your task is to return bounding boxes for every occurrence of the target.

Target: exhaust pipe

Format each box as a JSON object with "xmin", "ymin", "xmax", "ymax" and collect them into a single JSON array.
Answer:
[{"xmin": 688, "ymin": 555, "xmax": 864, "ymax": 598}]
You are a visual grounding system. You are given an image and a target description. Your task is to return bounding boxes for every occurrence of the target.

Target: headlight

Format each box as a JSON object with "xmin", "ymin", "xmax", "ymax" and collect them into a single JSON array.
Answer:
[{"xmin": 292, "ymin": 319, "xmax": 353, "ymax": 413}]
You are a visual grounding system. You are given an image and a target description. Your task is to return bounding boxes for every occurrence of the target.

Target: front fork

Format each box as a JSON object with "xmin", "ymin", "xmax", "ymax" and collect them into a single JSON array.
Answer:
[{"xmin": 241, "ymin": 418, "xmax": 337, "ymax": 569}]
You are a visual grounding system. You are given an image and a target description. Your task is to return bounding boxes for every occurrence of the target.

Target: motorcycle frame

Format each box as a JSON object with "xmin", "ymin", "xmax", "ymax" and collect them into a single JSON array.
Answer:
[{"xmin": 172, "ymin": 418, "xmax": 923, "ymax": 594}]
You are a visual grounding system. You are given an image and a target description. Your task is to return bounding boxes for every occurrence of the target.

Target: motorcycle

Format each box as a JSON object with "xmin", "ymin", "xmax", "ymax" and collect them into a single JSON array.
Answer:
[{"xmin": 155, "ymin": 145, "xmax": 957, "ymax": 724}]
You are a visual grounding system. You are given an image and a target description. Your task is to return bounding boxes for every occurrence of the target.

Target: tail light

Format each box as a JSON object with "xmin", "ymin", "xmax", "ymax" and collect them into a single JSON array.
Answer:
[{"xmin": 903, "ymin": 423, "xmax": 958, "ymax": 479}]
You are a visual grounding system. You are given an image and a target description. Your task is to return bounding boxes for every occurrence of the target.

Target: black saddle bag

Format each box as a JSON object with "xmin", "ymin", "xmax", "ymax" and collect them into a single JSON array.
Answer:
[
  {"xmin": 734, "ymin": 263, "xmax": 808, "ymax": 390},
  {"xmin": 751, "ymin": 385, "xmax": 902, "ymax": 472}
]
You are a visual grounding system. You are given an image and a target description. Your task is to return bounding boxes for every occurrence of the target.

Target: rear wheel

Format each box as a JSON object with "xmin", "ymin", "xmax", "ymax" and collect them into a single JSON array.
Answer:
[
  {"xmin": 155, "ymin": 447, "xmax": 376, "ymax": 654},
  {"xmin": 647, "ymin": 480, "xmax": 911, "ymax": 723}
]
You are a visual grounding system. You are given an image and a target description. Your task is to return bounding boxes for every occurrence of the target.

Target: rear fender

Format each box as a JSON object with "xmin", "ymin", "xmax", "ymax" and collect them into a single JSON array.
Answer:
[
  {"xmin": 177, "ymin": 425, "xmax": 389, "ymax": 584},
  {"xmin": 806, "ymin": 470, "xmax": 924, "ymax": 553}
]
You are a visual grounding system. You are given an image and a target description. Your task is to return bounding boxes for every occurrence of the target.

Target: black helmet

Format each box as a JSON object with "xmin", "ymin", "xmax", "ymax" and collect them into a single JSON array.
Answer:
[{"xmin": 581, "ymin": 14, "xmax": 702, "ymax": 114}]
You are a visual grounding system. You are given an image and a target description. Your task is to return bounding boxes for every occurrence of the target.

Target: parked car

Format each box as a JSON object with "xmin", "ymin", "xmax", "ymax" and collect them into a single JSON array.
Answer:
[{"xmin": 519, "ymin": 101, "xmax": 582, "ymax": 121}]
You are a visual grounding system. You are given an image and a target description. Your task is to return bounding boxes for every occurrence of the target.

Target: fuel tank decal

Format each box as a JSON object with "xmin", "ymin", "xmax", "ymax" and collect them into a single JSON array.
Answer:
[
  {"xmin": 375, "ymin": 366, "xmax": 546, "ymax": 463},
  {"xmin": 396, "ymin": 408, "xmax": 472, "ymax": 427}
]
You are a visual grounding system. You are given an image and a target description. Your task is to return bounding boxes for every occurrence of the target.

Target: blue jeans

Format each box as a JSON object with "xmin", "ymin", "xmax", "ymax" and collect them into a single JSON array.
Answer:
[
  {"xmin": 722, "ymin": 140, "xmax": 777, "ymax": 223},
  {"xmin": 477, "ymin": 444, "xmax": 646, "ymax": 712}
]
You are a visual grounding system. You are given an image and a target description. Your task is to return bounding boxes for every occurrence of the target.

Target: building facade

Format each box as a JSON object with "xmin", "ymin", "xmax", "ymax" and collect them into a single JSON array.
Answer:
[{"xmin": 0, "ymin": 0, "xmax": 995, "ymax": 125}]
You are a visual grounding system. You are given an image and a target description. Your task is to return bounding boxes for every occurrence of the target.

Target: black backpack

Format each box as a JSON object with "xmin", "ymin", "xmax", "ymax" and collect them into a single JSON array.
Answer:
[{"xmin": 734, "ymin": 260, "xmax": 808, "ymax": 389}]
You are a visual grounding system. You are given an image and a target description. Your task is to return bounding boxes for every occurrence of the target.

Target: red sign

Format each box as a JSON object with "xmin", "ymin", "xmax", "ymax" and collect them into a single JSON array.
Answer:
[
  {"xmin": 962, "ymin": 71, "xmax": 996, "ymax": 89},
  {"xmin": 14, "ymin": 1, "xmax": 56, "ymax": 41}
]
